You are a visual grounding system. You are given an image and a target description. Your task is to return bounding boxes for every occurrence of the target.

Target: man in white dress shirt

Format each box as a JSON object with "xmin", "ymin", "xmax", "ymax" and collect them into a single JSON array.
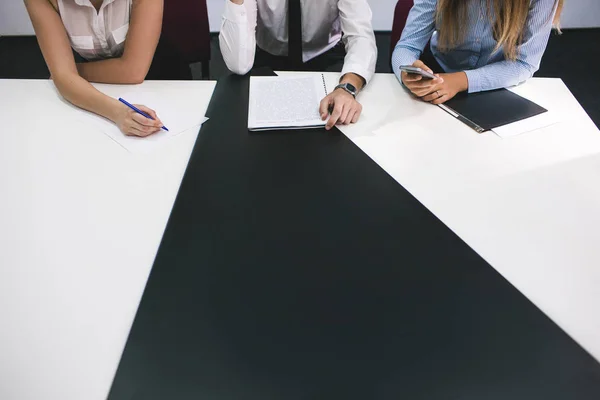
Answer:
[{"xmin": 219, "ymin": 0, "xmax": 378, "ymax": 129}]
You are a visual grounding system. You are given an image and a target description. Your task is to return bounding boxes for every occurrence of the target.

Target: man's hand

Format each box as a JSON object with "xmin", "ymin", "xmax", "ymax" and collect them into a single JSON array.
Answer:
[
  {"xmin": 319, "ymin": 72, "xmax": 365, "ymax": 130},
  {"xmin": 420, "ymin": 72, "xmax": 468, "ymax": 105},
  {"xmin": 319, "ymin": 90, "xmax": 363, "ymax": 130}
]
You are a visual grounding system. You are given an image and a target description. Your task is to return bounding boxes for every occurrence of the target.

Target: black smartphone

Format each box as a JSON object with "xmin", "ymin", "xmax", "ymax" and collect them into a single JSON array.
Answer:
[{"xmin": 400, "ymin": 65, "xmax": 437, "ymax": 80}]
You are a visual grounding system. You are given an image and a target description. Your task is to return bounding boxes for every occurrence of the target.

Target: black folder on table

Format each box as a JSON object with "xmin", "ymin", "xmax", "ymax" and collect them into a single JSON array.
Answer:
[{"xmin": 440, "ymin": 88, "xmax": 548, "ymax": 133}]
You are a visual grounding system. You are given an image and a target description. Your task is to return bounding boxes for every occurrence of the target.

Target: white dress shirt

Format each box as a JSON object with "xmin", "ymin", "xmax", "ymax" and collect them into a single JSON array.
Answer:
[
  {"xmin": 58, "ymin": 0, "xmax": 132, "ymax": 61},
  {"xmin": 219, "ymin": 0, "xmax": 377, "ymax": 83}
]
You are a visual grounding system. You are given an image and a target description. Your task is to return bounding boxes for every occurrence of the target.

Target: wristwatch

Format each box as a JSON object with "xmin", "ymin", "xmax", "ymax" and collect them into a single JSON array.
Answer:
[{"xmin": 334, "ymin": 83, "xmax": 358, "ymax": 98}]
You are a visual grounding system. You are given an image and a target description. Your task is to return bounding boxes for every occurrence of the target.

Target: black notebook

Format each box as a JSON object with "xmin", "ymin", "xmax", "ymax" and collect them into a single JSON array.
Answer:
[{"xmin": 440, "ymin": 88, "xmax": 548, "ymax": 133}]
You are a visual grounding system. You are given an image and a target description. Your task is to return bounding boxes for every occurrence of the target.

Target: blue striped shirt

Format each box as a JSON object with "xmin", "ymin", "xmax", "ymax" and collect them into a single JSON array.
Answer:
[{"xmin": 391, "ymin": 0, "xmax": 557, "ymax": 93}]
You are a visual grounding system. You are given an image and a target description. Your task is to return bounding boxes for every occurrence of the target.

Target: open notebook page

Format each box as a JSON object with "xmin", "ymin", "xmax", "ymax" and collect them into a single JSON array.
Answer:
[{"xmin": 248, "ymin": 75, "xmax": 328, "ymax": 131}]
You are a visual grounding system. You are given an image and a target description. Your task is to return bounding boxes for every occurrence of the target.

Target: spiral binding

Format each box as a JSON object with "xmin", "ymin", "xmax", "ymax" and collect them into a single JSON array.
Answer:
[{"xmin": 321, "ymin": 74, "xmax": 328, "ymax": 96}]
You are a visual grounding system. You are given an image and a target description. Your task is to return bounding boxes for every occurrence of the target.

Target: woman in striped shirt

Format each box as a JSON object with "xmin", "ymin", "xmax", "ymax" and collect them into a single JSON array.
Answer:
[
  {"xmin": 392, "ymin": 0, "xmax": 563, "ymax": 104},
  {"xmin": 24, "ymin": 0, "xmax": 166, "ymax": 137}
]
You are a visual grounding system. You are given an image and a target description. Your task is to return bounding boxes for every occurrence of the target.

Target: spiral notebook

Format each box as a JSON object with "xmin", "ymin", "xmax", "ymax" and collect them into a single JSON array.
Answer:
[{"xmin": 248, "ymin": 74, "xmax": 328, "ymax": 131}]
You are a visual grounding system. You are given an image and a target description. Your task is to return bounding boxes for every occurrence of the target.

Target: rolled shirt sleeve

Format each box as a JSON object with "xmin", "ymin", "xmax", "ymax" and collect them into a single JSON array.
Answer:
[
  {"xmin": 219, "ymin": 0, "xmax": 258, "ymax": 75},
  {"xmin": 338, "ymin": 0, "xmax": 378, "ymax": 84}
]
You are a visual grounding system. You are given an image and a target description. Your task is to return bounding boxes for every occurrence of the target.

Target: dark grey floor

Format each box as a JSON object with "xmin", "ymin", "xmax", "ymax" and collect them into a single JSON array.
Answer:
[{"xmin": 1, "ymin": 30, "xmax": 599, "ymax": 127}]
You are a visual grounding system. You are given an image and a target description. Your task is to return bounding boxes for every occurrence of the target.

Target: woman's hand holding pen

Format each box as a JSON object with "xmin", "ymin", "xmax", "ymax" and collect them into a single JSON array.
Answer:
[{"xmin": 113, "ymin": 102, "xmax": 164, "ymax": 137}]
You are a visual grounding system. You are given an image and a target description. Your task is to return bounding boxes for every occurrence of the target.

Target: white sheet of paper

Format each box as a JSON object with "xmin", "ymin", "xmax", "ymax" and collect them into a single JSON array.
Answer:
[
  {"xmin": 491, "ymin": 83, "xmax": 565, "ymax": 138},
  {"xmin": 492, "ymin": 110, "xmax": 561, "ymax": 138},
  {"xmin": 46, "ymin": 80, "xmax": 214, "ymax": 153},
  {"xmin": 74, "ymin": 91, "xmax": 209, "ymax": 152}
]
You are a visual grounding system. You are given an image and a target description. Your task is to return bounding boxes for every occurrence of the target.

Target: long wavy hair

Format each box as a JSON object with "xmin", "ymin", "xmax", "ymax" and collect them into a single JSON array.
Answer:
[{"xmin": 435, "ymin": 0, "xmax": 564, "ymax": 60}]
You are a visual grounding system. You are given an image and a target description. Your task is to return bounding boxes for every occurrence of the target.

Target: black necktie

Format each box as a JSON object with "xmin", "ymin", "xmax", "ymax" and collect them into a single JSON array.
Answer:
[{"xmin": 288, "ymin": 0, "xmax": 303, "ymax": 67}]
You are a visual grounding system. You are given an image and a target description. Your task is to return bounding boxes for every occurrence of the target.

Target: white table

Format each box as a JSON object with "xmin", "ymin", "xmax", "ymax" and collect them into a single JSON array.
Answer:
[
  {"xmin": 2, "ymin": 74, "xmax": 599, "ymax": 400},
  {"xmin": 315, "ymin": 72, "xmax": 600, "ymax": 363},
  {"xmin": 0, "ymin": 79, "xmax": 216, "ymax": 400}
]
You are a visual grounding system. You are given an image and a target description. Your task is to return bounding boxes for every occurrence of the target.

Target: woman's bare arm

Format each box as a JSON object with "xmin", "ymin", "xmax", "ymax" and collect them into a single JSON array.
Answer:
[{"xmin": 24, "ymin": 0, "xmax": 164, "ymax": 136}]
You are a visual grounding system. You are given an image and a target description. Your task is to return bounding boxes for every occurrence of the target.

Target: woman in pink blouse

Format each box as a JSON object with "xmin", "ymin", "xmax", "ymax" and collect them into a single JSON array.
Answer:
[{"xmin": 25, "ymin": 0, "xmax": 166, "ymax": 137}]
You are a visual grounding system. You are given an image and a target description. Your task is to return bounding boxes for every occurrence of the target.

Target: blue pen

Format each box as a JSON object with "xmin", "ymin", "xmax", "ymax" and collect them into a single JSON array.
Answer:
[{"xmin": 118, "ymin": 97, "xmax": 169, "ymax": 131}]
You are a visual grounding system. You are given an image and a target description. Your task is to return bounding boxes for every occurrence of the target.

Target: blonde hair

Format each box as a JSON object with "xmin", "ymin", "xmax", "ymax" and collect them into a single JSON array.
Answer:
[{"xmin": 435, "ymin": 0, "xmax": 564, "ymax": 61}]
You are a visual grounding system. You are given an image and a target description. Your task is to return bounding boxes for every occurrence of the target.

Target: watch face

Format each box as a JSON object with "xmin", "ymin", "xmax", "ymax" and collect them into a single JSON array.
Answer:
[{"xmin": 346, "ymin": 83, "xmax": 357, "ymax": 93}]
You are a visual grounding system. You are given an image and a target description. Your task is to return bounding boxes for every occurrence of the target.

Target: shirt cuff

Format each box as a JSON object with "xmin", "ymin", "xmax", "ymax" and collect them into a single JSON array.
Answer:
[
  {"xmin": 391, "ymin": 48, "xmax": 419, "ymax": 85},
  {"xmin": 464, "ymin": 69, "xmax": 483, "ymax": 93},
  {"xmin": 223, "ymin": 1, "xmax": 247, "ymax": 23},
  {"xmin": 392, "ymin": 51, "xmax": 419, "ymax": 70},
  {"xmin": 340, "ymin": 63, "xmax": 374, "ymax": 86}
]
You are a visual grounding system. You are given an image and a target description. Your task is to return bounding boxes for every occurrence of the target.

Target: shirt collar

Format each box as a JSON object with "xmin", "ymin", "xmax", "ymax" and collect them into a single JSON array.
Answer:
[{"xmin": 74, "ymin": 0, "xmax": 117, "ymax": 8}]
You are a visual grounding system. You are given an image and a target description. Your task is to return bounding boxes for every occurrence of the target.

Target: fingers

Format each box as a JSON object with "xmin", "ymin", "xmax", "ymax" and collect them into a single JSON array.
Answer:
[
  {"xmin": 326, "ymin": 102, "xmax": 344, "ymax": 130},
  {"xmin": 344, "ymin": 110, "xmax": 357, "ymax": 125},
  {"xmin": 412, "ymin": 85, "xmax": 438, "ymax": 98},
  {"xmin": 339, "ymin": 104, "xmax": 351, "ymax": 125},
  {"xmin": 134, "ymin": 105, "xmax": 163, "ymax": 127},
  {"xmin": 123, "ymin": 126, "xmax": 149, "ymax": 137},
  {"xmin": 421, "ymin": 90, "xmax": 445, "ymax": 103},
  {"xmin": 122, "ymin": 104, "xmax": 163, "ymax": 137},
  {"xmin": 345, "ymin": 103, "xmax": 362, "ymax": 125},
  {"xmin": 124, "ymin": 115, "xmax": 161, "ymax": 136},
  {"xmin": 131, "ymin": 111, "xmax": 158, "ymax": 127},
  {"xmin": 402, "ymin": 72, "xmax": 423, "ymax": 83},
  {"xmin": 431, "ymin": 93, "xmax": 451, "ymax": 105},
  {"xmin": 413, "ymin": 60, "xmax": 433, "ymax": 74},
  {"xmin": 331, "ymin": 101, "xmax": 362, "ymax": 126},
  {"xmin": 404, "ymin": 60, "xmax": 435, "ymax": 91},
  {"xmin": 319, "ymin": 95, "xmax": 332, "ymax": 120},
  {"xmin": 411, "ymin": 75, "xmax": 443, "ymax": 89},
  {"xmin": 124, "ymin": 123, "xmax": 158, "ymax": 137},
  {"xmin": 324, "ymin": 91, "xmax": 363, "ymax": 129},
  {"xmin": 404, "ymin": 76, "xmax": 444, "ymax": 98},
  {"xmin": 135, "ymin": 105, "xmax": 159, "ymax": 120},
  {"xmin": 413, "ymin": 81, "xmax": 445, "ymax": 98}
]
